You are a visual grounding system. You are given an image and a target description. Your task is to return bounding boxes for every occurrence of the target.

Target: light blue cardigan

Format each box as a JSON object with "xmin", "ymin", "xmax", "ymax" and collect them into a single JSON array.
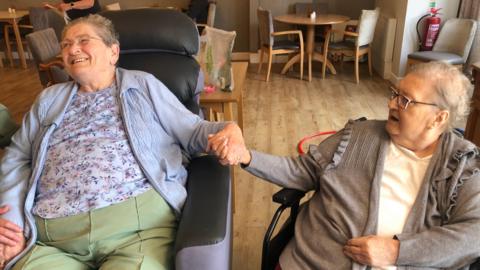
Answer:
[{"xmin": 0, "ymin": 68, "xmax": 226, "ymax": 269}]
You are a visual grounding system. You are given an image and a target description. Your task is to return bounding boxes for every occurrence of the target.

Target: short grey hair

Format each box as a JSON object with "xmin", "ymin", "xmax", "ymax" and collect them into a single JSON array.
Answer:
[
  {"xmin": 62, "ymin": 14, "xmax": 119, "ymax": 47},
  {"xmin": 408, "ymin": 61, "xmax": 473, "ymax": 130}
]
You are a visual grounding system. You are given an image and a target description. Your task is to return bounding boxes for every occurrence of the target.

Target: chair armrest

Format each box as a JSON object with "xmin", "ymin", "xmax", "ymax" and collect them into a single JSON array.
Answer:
[
  {"xmin": 39, "ymin": 60, "xmax": 64, "ymax": 70},
  {"xmin": 272, "ymin": 30, "xmax": 302, "ymax": 38},
  {"xmin": 272, "ymin": 188, "xmax": 306, "ymax": 207},
  {"xmin": 175, "ymin": 155, "xmax": 231, "ymax": 269},
  {"xmin": 5, "ymin": 24, "xmax": 33, "ymax": 30},
  {"xmin": 344, "ymin": 31, "xmax": 359, "ymax": 37},
  {"xmin": 272, "ymin": 30, "xmax": 304, "ymax": 48}
]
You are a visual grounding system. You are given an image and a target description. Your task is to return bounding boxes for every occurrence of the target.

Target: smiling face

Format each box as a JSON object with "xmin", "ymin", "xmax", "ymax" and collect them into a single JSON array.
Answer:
[
  {"xmin": 61, "ymin": 23, "xmax": 119, "ymax": 89},
  {"xmin": 385, "ymin": 73, "xmax": 447, "ymax": 154}
]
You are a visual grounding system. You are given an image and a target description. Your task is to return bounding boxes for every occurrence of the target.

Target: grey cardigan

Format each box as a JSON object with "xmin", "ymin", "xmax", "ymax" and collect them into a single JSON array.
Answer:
[{"xmin": 245, "ymin": 120, "xmax": 480, "ymax": 270}]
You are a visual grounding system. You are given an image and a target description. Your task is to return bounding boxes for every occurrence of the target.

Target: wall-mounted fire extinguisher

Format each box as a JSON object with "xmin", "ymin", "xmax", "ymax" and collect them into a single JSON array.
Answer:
[{"xmin": 416, "ymin": 5, "xmax": 442, "ymax": 51}]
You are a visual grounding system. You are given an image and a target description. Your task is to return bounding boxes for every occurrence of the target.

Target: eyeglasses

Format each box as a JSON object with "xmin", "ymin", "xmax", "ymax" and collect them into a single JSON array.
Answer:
[
  {"xmin": 389, "ymin": 86, "xmax": 438, "ymax": 110},
  {"xmin": 60, "ymin": 35, "xmax": 102, "ymax": 50}
]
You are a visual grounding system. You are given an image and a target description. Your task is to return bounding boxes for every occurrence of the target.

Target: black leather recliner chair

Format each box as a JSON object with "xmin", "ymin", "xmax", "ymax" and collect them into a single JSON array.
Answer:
[{"xmin": 101, "ymin": 9, "xmax": 232, "ymax": 270}]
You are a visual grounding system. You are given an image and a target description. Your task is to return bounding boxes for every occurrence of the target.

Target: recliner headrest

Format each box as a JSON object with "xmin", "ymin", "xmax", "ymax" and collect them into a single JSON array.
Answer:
[{"xmin": 101, "ymin": 9, "xmax": 199, "ymax": 56}]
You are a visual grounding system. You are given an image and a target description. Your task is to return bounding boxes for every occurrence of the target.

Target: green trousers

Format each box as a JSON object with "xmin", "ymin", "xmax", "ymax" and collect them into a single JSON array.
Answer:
[{"xmin": 13, "ymin": 189, "xmax": 177, "ymax": 270}]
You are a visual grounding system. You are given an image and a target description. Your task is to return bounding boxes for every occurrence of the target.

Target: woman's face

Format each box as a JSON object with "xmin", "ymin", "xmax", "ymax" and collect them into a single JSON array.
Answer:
[
  {"xmin": 385, "ymin": 74, "xmax": 442, "ymax": 149},
  {"xmin": 61, "ymin": 23, "xmax": 119, "ymax": 84}
]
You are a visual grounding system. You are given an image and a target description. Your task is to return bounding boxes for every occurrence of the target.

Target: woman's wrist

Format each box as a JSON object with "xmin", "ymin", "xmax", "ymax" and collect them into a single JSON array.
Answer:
[{"xmin": 240, "ymin": 149, "xmax": 252, "ymax": 166}]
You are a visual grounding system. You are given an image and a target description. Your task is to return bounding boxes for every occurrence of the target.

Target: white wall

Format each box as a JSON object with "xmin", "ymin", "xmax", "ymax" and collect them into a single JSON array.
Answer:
[{"xmin": 375, "ymin": 0, "xmax": 460, "ymax": 82}]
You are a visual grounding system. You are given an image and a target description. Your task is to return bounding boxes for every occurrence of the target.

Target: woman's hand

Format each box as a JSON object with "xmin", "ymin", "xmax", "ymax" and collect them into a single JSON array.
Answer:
[
  {"xmin": 0, "ymin": 205, "xmax": 25, "ymax": 269},
  {"xmin": 343, "ymin": 235, "xmax": 399, "ymax": 267},
  {"xmin": 0, "ymin": 232, "xmax": 25, "ymax": 269},
  {"xmin": 207, "ymin": 122, "xmax": 251, "ymax": 166},
  {"xmin": 0, "ymin": 206, "xmax": 23, "ymax": 247}
]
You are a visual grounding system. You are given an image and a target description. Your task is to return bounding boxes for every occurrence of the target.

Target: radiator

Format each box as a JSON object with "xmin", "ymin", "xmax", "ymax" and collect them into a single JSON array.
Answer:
[{"xmin": 371, "ymin": 14, "xmax": 397, "ymax": 79}]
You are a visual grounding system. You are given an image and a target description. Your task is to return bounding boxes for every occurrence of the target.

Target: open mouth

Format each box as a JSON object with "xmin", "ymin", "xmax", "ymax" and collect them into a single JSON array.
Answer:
[
  {"xmin": 388, "ymin": 114, "xmax": 399, "ymax": 122},
  {"xmin": 70, "ymin": 57, "xmax": 88, "ymax": 65}
]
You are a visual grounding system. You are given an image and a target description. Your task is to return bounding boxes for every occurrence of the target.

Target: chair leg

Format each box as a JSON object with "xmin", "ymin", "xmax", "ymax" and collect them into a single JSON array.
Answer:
[
  {"xmin": 367, "ymin": 48, "xmax": 372, "ymax": 77},
  {"xmin": 266, "ymin": 50, "xmax": 273, "ymax": 82},
  {"xmin": 257, "ymin": 48, "xmax": 264, "ymax": 74},
  {"xmin": 4, "ymin": 25, "xmax": 13, "ymax": 67},
  {"xmin": 321, "ymin": 47, "xmax": 327, "ymax": 79},
  {"xmin": 354, "ymin": 51, "xmax": 360, "ymax": 84},
  {"xmin": 299, "ymin": 50, "xmax": 304, "ymax": 81},
  {"xmin": 308, "ymin": 54, "xmax": 312, "ymax": 82}
]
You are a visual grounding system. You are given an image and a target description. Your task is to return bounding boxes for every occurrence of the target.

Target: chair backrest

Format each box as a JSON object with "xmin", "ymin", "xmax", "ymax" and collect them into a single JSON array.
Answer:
[
  {"xmin": 356, "ymin": 7, "xmax": 380, "ymax": 47},
  {"xmin": 28, "ymin": 7, "xmax": 66, "ymax": 41},
  {"xmin": 26, "ymin": 28, "xmax": 69, "ymax": 87},
  {"xmin": 433, "ymin": 18, "xmax": 477, "ymax": 63},
  {"xmin": 257, "ymin": 7, "xmax": 274, "ymax": 47},
  {"xmin": 206, "ymin": 2, "xmax": 216, "ymax": 27},
  {"xmin": 294, "ymin": 2, "xmax": 328, "ymax": 15},
  {"xmin": 101, "ymin": 9, "xmax": 203, "ymax": 114}
]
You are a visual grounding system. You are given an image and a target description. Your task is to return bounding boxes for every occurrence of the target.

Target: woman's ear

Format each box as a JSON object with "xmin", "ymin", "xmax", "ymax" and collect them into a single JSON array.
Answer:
[
  {"xmin": 110, "ymin": 44, "xmax": 120, "ymax": 65},
  {"xmin": 432, "ymin": 110, "xmax": 450, "ymax": 129}
]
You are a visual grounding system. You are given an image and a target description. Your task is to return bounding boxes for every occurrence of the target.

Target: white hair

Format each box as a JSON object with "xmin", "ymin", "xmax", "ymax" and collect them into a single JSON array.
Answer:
[{"xmin": 408, "ymin": 62, "xmax": 473, "ymax": 130}]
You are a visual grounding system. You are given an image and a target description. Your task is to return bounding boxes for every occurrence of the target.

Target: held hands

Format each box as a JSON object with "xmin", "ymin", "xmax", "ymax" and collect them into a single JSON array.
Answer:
[
  {"xmin": 343, "ymin": 235, "xmax": 399, "ymax": 267},
  {"xmin": 0, "ymin": 205, "xmax": 25, "ymax": 269},
  {"xmin": 207, "ymin": 122, "xmax": 251, "ymax": 166}
]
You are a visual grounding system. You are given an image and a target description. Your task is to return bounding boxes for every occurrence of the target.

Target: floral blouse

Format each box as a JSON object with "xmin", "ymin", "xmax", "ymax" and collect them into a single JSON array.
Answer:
[{"xmin": 33, "ymin": 83, "xmax": 152, "ymax": 218}]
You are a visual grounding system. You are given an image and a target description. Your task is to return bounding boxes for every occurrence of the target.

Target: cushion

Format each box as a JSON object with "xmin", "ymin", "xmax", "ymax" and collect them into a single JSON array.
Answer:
[
  {"xmin": 196, "ymin": 26, "xmax": 236, "ymax": 91},
  {"xmin": 408, "ymin": 51, "xmax": 464, "ymax": 65}
]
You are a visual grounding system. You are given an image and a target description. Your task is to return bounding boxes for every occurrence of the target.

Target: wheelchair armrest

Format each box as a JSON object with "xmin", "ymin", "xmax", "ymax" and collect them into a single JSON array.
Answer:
[
  {"xmin": 272, "ymin": 188, "xmax": 306, "ymax": 207},
  {"xmin": 175, "ymin": 155, "xmax": 231, "ymax": 270}
]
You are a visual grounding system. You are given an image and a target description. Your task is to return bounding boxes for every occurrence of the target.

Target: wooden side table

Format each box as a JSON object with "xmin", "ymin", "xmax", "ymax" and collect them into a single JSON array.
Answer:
[
  {"xmin": 465, "ymin": 63, "xmax": 480, "ymax": 146},
  {"xmin": 200, "ymin": 61, "xmax": 248, "ymax": 212},
  {"xmin": 200, "ymin": 61, "xmax": 248, "ymax": 130}
]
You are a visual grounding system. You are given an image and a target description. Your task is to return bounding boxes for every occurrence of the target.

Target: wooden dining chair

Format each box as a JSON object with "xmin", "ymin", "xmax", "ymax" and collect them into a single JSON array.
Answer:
[
  {"xmin": 328, "ymin": 8, "xmax": 379, "ymax": 84},
  {"xmin": 3, "ymin": 23, "xmax": 33, "ymax": 67},
  {"xmin": 26, "ymin": 28, "xmax": 69, "ymax": 87},
  {"xmin": 257, "ymin": 7, "xmax": 304, "ymax": 82}
]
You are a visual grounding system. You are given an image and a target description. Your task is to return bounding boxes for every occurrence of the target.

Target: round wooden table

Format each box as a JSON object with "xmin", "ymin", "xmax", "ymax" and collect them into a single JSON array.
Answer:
[{"xmin": 274, "ymin": 14, "xmax": 349, "ymax": 82}]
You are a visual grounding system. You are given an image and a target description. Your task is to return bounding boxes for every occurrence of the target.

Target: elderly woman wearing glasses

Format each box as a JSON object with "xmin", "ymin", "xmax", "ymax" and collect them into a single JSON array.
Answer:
[
  {"xmin": 208, "ymin": 61, "xmax": 480, "ymax": 269},
  {"xmin": 0, "ymin": 14, "xmax": 236, "ymax": 270}
]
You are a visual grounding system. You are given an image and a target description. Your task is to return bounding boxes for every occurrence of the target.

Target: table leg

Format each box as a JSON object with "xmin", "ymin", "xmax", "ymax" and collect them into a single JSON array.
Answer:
[
  {"xmin": 312, "ymin": 53, "xmax": 336, "ymax": 75},
  {"xmin": 280, "ymin": 53, "xmax": 301, "ymax": 75},
  {"xmin": 12, "ymin": 20, "xmax": 27, "ymax": 69},
  {"xmin": 3, "ymin": 25, "xmax": 13, "ymax": 67},
  {"xmin": 306, "ymin": 25, "xmax": 315, "ymax": 82}
]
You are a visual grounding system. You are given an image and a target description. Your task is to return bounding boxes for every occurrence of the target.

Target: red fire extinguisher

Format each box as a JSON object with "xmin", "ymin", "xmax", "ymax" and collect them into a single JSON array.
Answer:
[{"xmin": 416, "ymin": 8, "xmax": 442, "ymax": 51}]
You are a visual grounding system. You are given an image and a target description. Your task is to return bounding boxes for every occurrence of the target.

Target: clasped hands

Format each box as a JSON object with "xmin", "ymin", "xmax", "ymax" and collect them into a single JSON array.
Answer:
[
  {"xmin": 0, "ymin": 205, "xmax": 25, "ymax": 269},
  {"xmin": 207, "ymin": 122, "xmax": 250, "ymax": 166}
]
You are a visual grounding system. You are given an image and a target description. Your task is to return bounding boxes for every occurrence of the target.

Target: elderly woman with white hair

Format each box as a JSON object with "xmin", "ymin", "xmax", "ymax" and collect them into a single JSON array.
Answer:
[
  {"xmin": 0, "ymin": 14, "xmax": 236, "ymax": 270},
  {"xmin": 209, "ymin": 61, "xmax": 480, "ymax": 269}
]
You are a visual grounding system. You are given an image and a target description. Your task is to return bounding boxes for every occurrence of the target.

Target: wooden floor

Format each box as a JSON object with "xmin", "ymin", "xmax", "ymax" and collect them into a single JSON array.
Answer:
[{"xmin": 0, "ymin": 60, "xmax": 390, "ymax": 269}]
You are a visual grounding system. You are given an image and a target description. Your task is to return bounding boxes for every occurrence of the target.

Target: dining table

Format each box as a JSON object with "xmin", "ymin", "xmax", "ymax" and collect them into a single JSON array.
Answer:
[
  {"xmin": 274, "ymin": 14, "xmax": 349, "ymax": 82},
  {"xmin": 0, "ymin": 10, "xmax": 30, "ymax": 69}
]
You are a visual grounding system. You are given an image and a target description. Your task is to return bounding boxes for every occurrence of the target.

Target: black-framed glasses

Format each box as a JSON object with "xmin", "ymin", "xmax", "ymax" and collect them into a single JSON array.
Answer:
[{"xmin": 389, "ymin": 86, "xmax": 438, "ymax": 110}]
